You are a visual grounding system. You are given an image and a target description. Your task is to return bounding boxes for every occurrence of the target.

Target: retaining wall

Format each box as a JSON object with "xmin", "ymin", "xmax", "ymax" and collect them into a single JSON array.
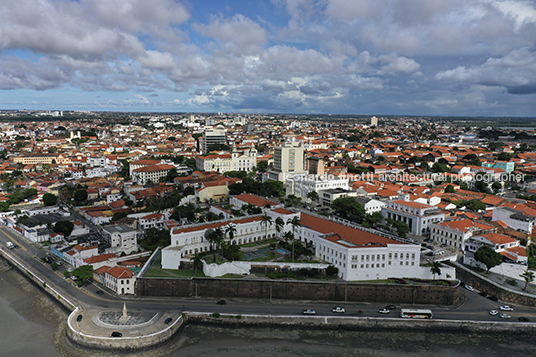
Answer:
[
  {"xmin": 185, "ymin": 312, "xmax": 536, "ymax": 334},
  {"xmin": 454, "ymin": 262, "xmax": 536, "ymax": 307},
  {"xmin": 0, "ymin": 247, "xmax": 76, "ymax": 311},
  {"xmin": 136, "ymin": 277, "xmax": 462, "ymax": 305}
]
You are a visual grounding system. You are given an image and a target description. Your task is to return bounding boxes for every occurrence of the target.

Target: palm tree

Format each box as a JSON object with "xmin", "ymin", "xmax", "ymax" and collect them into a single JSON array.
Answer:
[
  {"xmin": 214, "ymin": 227, "xmax": 225, "ymax": 261},
  {"xmin": 261, "ymin": 214, "xmax": 273, "ymax": 242},
  {"xmin": 225, "ymin": 223, "xmax": 237, "ymax": 245},
  {"xmin": 274, "ymin": 217, "xmax": 285, "ymax": 260},
  {"xmin": 520, "ymin": 269, "xmax": 535, "ymax": 290},
  {"xmin": 430, "ymin": 262, "xmax": 442, "ymax": 280},
  {"xmin": 287, "ymin": 216, "xmax": 301, "ymax": 263}
]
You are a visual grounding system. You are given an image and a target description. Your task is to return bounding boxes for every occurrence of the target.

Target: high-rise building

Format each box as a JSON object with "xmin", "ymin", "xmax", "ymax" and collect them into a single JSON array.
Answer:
[
  {"xmin": 371, "ymin": 116, "xmax": 378, "ymax": 127},
  {"xmin": 200, "ymin": 126, "xmax": 226, "ymax": 153},
  {"xmin": 268, "ymin": 141, "xmax": 307, "ymax": 181}
]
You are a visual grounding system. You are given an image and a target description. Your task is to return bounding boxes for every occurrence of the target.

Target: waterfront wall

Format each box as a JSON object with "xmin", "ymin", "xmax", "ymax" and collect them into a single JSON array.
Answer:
[
  {"xmin": 454, "ymin": 262, "xmax": 536, "ymax": 307},
  {"xmin": 0, "ymin": 247, "xmax": 76, "ymax": 311},
  {"xmin": 136, "ymin": 277, "xmax": 462, "ymax": 305},
  {"xmin": 185, "ymin": 312, "xmax": 536, "ymax": 334}
]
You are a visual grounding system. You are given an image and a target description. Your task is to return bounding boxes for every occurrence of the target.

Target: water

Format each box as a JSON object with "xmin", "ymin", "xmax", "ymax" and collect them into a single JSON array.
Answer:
[{"xmin": 2, "ymin": 258, "xmax": 536, "ymax": 357}]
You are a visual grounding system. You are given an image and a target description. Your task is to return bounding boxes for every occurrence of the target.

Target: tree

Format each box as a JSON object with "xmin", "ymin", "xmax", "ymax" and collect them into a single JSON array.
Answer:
[
  {"xmin": 492, "ymin": 182, "xmax": 502, "ymax": 193},
  {"xmin": 214, "ymin": 227, "xmax": 225, "ymax": 260},
  {"xmin": 326, "ymin": 265, "xmax": 339, "ymax": 277},
  {"xmin": 53, "ymin": 221, "xmax": 74, "ymax": 237},
  {"xmin": 307, "ymin": 191, "xmax": 319, "ymax": 203},
  {"xmin": 183, "ymin": 186, "xmax": 195, "ymax": 196},
  {"xmin": 205, "ymin": 228, "xmax": 218, "ymax": 251},
  {"xmin": 257, "ymin": 161, "xmax": 268, "ymax": 172},
  {"xmin": 445, "ymin": 185, "xmax": 455, "ymax": 194},
  {"xmin": 331, "ymin": 197, "xmax": 366, "ymax": 223},
  {"xmin": 475, "ymin": 246, "xmax": 502, "ymax": 273},
  {"xmin": 431, "ymin": 162, "xmax": 450, "ymax": 173},
  {"xmin": 466, "ymin": 200, "xmax": 486, "ymax": 211},
  {"xmin": 430, "ymin": 262, "xmax": 442, "ymax": 280},
  {"xmin": 520, "ymin": 270, "xmax": 535, "ymax": 290},
  {"xmin": 74, "ymin": 189, "xmax": 88, "ymax": 203},
  {"xmin": 72, "ymin": 265, "xmax": 93, "ymax": 286},
  {"xmin": 43, "ymin": 193, "xmax": 58, "ymax": 206},
  {"xmin": 287, "ymin": 216, "xmax": 301, "ymax": 262},
  {"xmin": 225, "ymin": 223, "xmax": 237, "ymax": 244},
  {"xmin": 261, "ymin": 214, "xmax": 273, "ymax": 242},
  {"xmin": 192, "ymin": 253, "xmax": 203, "ymax": 273},
  {"xmin": 393, "ymin": 220, "xmax": 410, "ymax": 238},
  {"xmin": 463, "ymin": 154, "xmax": 481, "ymax": 166},
  {"xmin": 141, "ymin": 228, "xmax": 171, "ymax": 251}
]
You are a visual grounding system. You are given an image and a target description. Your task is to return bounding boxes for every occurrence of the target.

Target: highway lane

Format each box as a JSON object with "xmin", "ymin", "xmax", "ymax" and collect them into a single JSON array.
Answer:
[{"xmin": 1, "ymin": 226, "xmax": 536, "ymax": 323}]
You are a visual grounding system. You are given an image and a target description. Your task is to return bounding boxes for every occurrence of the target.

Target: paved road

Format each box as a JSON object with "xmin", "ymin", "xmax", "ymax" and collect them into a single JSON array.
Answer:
[{"xmin": 1, "ymin": 226, "xmax": 535, "ymax": 322}]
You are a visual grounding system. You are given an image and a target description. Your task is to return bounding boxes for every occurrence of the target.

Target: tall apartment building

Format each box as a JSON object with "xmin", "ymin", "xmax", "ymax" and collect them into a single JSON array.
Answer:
[
  {"xmin": 268, "ymin": 141, "xmax": 307, "ymax": 181},
  {"xmin": 371, "ymin": 116, "xmax": 378, "ymax": 127},
  {"xmin": 200, "ymin": 127, "xmax": 226, "ymax": 153}
]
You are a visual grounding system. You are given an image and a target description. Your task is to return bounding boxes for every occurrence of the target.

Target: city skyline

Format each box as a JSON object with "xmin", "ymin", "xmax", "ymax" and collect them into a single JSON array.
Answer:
[{"xmin": 1, "ymin": 0, "xmax": 536, "ymax": 116}]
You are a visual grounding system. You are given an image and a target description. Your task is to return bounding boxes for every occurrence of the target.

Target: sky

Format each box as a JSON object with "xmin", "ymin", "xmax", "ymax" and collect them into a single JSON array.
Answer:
[{"xmin": 1, "ymin": 0, "xmax": 536, "ymax": 117}]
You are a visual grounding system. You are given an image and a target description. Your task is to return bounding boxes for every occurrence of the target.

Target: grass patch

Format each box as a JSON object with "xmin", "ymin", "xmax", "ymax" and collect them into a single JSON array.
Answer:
[
  {"xmin": 144, "ymin": 266, "xmax": 206, "ymax": 278},
  {"xmin": 220, "ymin": 274, "xmax": 244, "ymax": 279}
]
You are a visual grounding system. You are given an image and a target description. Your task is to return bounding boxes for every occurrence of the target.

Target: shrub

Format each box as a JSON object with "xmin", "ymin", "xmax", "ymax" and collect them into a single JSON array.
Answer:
[{"xmin": 212, "ymin": 312, "xmax": 221, "ymax": 318}]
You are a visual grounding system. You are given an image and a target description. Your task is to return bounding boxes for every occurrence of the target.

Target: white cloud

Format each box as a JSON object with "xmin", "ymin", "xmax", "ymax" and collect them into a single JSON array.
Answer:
[{"xmin": 436, "ymin": 47, "xmax": 536, "ymax": 87}]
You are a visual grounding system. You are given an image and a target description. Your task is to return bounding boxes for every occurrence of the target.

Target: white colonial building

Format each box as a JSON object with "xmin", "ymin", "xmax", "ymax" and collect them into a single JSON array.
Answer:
[
  {"xmin": 195, "ymin": 147, "xmax": 257, "ymax": 173},
  {"xmin": 160, "ymin": 207, "xmax": 448, "ymax": 281},
  {"xmin": 430, "ymin": 219, "xmax": 496, "ymax": 251},
  {"xmin": 381, "ymin": 199, "xmax": 445, "ymax": 236}
]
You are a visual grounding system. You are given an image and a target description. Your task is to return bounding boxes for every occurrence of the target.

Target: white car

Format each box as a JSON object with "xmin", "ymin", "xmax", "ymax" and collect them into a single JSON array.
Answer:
[
  {"xmin": 378, "ymin": 308, "xmax": 390, "ymax": 314},
  {"xmin": 302, "ymin": 309, "xmax": 316, "ymax": 315},
  {"xmin": 489, "ymin": 310, "xmax": 499, "ymax": 316},
  {"xmin": 464, "ymin": 285, "xmax": 474, "ymax": 291},
  {"xmin": 499, "ymin": 313, "xmax": 511, "ymax": 319},
  {"xmin": 499, "ymin": 305, "xmax": 513, "ymax": 311},
  {"xmin": 332, "ymin": 307, "xmax": 345, "ymax": 313}
]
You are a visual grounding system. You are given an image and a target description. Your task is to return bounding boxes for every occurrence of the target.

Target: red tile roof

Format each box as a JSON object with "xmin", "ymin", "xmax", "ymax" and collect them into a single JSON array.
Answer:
[
  {"xmin": 234, "ymin": 194, "xmax": 278, "ymax": 208},
  {"xmin": 300, "ymin": 214, "xmax": 403, "ymax": 248},
  {"xmin": 172, "ymin": 216, "xmax": 263, "ymax": 234}
]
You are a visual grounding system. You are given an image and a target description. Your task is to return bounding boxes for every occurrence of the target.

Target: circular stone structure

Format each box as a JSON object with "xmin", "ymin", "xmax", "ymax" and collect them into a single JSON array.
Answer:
[
  {"xmin": 96, "ymin": 310, "xmax": 158, "ymax": 328},
  {"xmin": 67, "ymin": 307, "xmax": 184, "ymax": 350}
]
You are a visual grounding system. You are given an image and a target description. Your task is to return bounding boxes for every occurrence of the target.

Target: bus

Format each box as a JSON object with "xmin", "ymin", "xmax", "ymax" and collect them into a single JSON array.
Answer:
[{"xmin": 400, "ymin": 309, "xmax": 433, "ymax": 319}]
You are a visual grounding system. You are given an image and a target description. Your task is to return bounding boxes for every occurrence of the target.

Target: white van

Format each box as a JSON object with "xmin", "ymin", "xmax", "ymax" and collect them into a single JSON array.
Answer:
[{"xmin": 6, "ymin": 242, "xmax": 14, "ymax": 249}]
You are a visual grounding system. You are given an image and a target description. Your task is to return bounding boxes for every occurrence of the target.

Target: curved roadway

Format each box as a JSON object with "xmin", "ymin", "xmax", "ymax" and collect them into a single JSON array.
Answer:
[{"xmin": 1, "ymin": 226, "xmax": 535, "ymax": 323}]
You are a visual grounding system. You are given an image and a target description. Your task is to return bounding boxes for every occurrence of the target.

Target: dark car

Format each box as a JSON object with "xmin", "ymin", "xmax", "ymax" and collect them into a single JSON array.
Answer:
[
  {"xmin": 111, "ymin": 331, "xmax": 122, "ymax": 337},
  {"xmin": 385, "ymin": 305, "xmax": 396, "ymax": 310},
  {"xmin": 96, "ymin": 290, "xmax": 104, "ymax": 295},
  {"xmin": 217, "ymin": 300, "xmax": 226, "ymax": 305},
  {"xmin": 487, "ymin": 295, "xmax": 498, "ymax": 302},
  {"xmin": 518, "ymin": 317, "xmax": 530, "ymax": 322},
  {"xmin": 164, "ymin": 318, "xmax": 173, "ymax": 324},
  {"xmin": 76, "ymin": 314, "xmax": 82, "ymax": 322}
]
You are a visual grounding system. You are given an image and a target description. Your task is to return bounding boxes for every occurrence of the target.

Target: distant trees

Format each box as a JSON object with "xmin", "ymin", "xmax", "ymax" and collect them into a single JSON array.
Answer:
[
  {"xmin": 74, "ymin": 189, "xmax": 88, "ymax": 203},
  {"xmin": 444, "ymin": 185, "xmax": 456, "ymax": 193}
]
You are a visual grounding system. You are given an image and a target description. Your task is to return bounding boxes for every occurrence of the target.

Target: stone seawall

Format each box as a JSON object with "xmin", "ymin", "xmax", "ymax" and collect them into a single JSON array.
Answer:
[
  {"xmin": 0, "ymin": 248, "xmax": 75, "ymax": 312},
  {"xmin": 65, "ymin": 309, "xmax": 185, "ymax": 351},
  {"xmin": 137, "ymin": 277, "xmax": 462, "ymax": 305},
  {"xmin": 185, "ymin": 312, "xmax": 536, "ymax": 334}
]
